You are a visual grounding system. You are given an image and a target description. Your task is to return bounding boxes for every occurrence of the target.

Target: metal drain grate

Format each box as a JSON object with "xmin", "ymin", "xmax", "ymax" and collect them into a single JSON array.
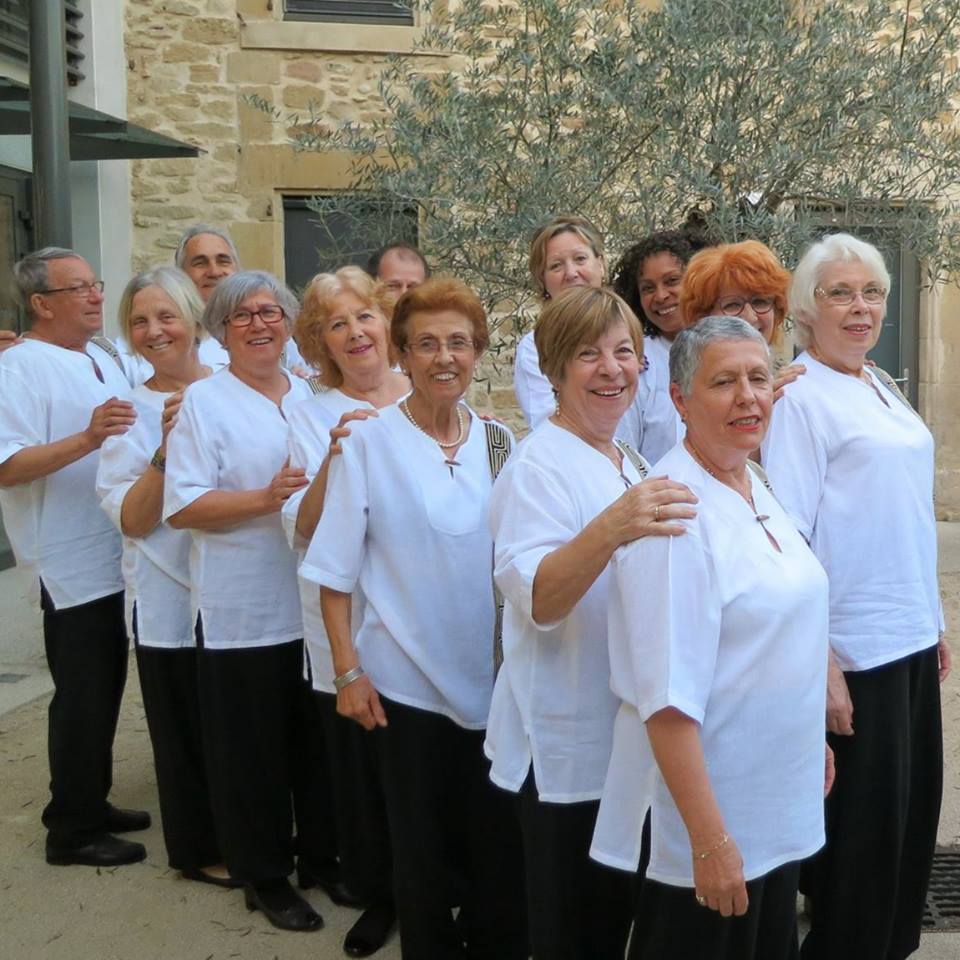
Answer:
[
  {"xmin": 0, "ymin": 672, "xmax": 27, "ymax": 684},
  {"xmin": 923, "ymin": 847, "xmax": 960, "ymax": 931}
]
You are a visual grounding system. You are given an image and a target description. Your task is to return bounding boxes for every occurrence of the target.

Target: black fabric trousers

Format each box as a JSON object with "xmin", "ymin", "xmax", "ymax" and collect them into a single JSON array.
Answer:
[
  {"xmin": 375, "ymin": 697, "xmax": 528, "ymax": 960},
  {"xmin": 135, "ymin": 633, "xmax": 220, "ymax": 871},
  {"xmin": 518, "ymin": 771, "xmax": 634, "ymax": 960},
  {"xmin": 196, "ymin": 628, "xmax": 336, "ymax": 885},
  {"xmin": 315, "ymin": 690, "xmax": 393, "ymax": 904},
  {"xmin": 629, "ymin": 860, "xmax": 802, "ymax": 960},
  {"xmin": 800, "ymin": 645, "xmax": 943, "ymax": 960},
  {"xmin": 40, "ymin": 585, "xmax": 129, "ymax": 845}
]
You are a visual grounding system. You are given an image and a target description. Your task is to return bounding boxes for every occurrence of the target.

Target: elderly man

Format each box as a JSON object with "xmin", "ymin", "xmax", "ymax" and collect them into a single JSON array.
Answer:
[
  {"xmin": 367, "ymin": 241, "xmax": 429, "ymax": 298},
  {"xmin": 0, "ymin": 247, "xmax": 148, "ymax": 867},
  {"xmin": 174, "ymin": 223, "xmax": 240, "ymax": 303}
]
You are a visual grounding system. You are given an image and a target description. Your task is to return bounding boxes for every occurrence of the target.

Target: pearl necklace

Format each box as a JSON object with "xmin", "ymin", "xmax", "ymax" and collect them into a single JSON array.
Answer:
[{"xmin": 400, "ymin": 399, "xmax": 466, "ymax": 449}]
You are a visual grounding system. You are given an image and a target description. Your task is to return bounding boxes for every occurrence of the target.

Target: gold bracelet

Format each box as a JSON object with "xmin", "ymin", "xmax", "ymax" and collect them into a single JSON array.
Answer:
[{"xmin": 693, "ymin": 833, "xmax": 730, "ymax": 860}]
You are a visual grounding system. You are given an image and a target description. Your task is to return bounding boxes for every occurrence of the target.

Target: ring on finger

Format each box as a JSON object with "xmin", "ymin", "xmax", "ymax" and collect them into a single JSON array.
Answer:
[
  {"xmin": 654, "ymin": 504, "xmax": 661, "ymax": 522},
  {"xmin": 696, "ymin": 895, "xmax": 707, "ymax": 907}
]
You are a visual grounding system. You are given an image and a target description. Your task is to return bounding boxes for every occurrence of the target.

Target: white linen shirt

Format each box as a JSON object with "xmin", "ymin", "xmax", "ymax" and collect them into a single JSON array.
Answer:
[
  {"xmin": 163, "ymin": 368, "xmax": 310, "ymax": 649},
  {"xmin": 485, "ymin": 420, "xmax": 646, "ymax": 802},
  {"xmin": 97, "ymin": 385, "xmax": 194, "ymax": 648},
  {"xmin": 283, "ymin": 388, "xmax": 375, "ymax": 692},
  {"xmin": 762, "ymin": 352, "xmax": 941, "ymax": 671},
  {"xmin": 636, "ymin": 335, "xmax": 684, "ymax": 465},
  {"xmin": 591, "ymin": 443, "xmax": 828, "ymax": 885},
  {"xmin": 0, "ymin": 338, "xmax": 130, "ymax": 609},
  {"xmin": 299, "ymin": 403, "xmax": 511, "ymax": 728}
]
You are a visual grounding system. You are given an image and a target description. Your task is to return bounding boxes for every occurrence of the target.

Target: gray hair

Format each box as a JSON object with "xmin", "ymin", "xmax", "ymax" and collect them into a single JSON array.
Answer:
[
  {"xmin": 174, "ymin": 224, "xmax": 241, "ymax": 270},
  {"xmin": 12, "ymin": 247, "xmax": 84, "ymax": 313},
  {"xmin": 201, "ymin": 270, "xmax": 300, "ymax": 345},
  {"xmin": 117, "ymin": 267, "xmax": 207, "ymax": 356},
  {"xmin": 670, "ymin": 315, "xmax": 770, "ymax": 395},
  {"xmin": 790, "ymin": 233, "xmax": 890, "ymax": 348}
]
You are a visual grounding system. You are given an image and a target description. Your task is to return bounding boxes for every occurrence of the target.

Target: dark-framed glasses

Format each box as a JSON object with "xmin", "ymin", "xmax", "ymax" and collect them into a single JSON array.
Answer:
[
  {"xmin": 227, "ymin": 305, "xmax": 286, "ymax": 327},
  {"xmin": 716, "ymin": 295, "xmax": 775, "ymax": 317},
  {"xmin": 42, "ymin": 280, "xmax": 105, "ymax": 297},
  {"xmin": 815, "ymin": 285, "xmax": 887, "ymax": 306},
  {"xmin": 405, "ymin": 335, "xmax": 476, "ymax": 357}
]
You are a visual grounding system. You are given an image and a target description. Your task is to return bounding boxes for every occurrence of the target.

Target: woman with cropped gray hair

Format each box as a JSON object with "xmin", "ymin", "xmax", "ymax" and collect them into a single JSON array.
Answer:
[
  {"xmin": 163, "ymin": 270, "xmax": 335, "ymax": 932},
  {"xmin": 593, "ymin": 316, "xmax": 832, "ymax": 960},
  {"xmin": 764, "ymin": 233, "xmax": 948, "ymax": 960}
]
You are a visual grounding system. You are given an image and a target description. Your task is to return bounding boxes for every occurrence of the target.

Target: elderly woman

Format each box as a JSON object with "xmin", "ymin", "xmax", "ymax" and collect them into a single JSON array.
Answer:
[
  {"xmin": 300, "ymin": 278, "xmax": 528, "ymax": 959},
  {"xmin": 763, "ymin": 233, "xmax": 949, "ymax": 960},
  {"xmin": 96, "ymin": 267, "xmax": 232, "ymax": 885},
  {"xmin": 486, "ymin": 285, "xmax": 696, "ymax": 960},
  {"xmin": 163, "ymin": 271, "xmax": 333, "ymax": 932},
  {"xmin": 282, "ymin": 266, "xmax": 408, "ymax": 956},
  {"xmin": 592, "ymin": 316, "xmax": 831, "ymax": 960}
]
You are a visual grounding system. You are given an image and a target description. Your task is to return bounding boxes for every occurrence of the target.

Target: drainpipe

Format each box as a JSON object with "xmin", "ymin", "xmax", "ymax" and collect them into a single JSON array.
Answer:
[{"xmin": 29, "ymin": 0, "xmax": 72, "ymax": 248}]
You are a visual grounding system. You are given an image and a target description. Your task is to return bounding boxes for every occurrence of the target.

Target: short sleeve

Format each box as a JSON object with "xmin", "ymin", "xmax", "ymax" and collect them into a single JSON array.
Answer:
[
  {"xmin": 608, "ymin": 527, "xmax": 720, "ymax": 725},
  {"xmin": 162, "ymin": 389, "xmax": 219, "ymax": 520},
  {"xmin": 0, "ymin": 364, "xmax": 46, "ymax": 466},
  {"xmin": 514, "ymin": 332, "xmax": 555, "ymax": 429},
  {"xmin": 96, "ymin": 419, "xmax": 152, "ymax": 533},
  {"xmin": 298, "ymin": 436, "xmax": 369, "ymax": 593},
  {"xmin": 761, "ymin": 393, "xmax": 828, "ymax": 541}
]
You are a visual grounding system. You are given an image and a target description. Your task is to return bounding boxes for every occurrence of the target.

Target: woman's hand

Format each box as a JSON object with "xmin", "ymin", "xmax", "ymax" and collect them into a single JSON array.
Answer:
[
  {"xmin": 336, "ymin": 674, "xmax": 388, "ymax": 731},
  {"xmin": 826, "ymin": 656, "xmax": 854, "ymax": 735},
  {"xmin": 938, "ymin": 634, "xmax": 952, "ymax": 683},
  {"xmin": 329, "ymin": 408, "xmax": 379, "ymax": 457},
  {"xmin": 824, "ymin": 743, "xmax": 836, "ymax": 797},
  {"xmin": 773, "ymin": 363, "xmax": 806, "ymax": 401},
  {"xmin": 161, "ymin": 390, "xmax": 184, "ymax": 444},
  {"xmin": 263, "ymin": 459, "xmax": 309, "ymax": 512},
  {"xmin": 692, "ymin": 835, "xmax": 748, "ymax": 917},
  {"xmin": 601, "ymin": 476, "xmax": 698, "ymax": 546}
]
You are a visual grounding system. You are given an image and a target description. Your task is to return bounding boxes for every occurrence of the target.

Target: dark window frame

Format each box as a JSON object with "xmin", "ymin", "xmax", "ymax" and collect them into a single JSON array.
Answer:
[{"xmin": 283, "ymin": 0, "xmax": 414, "ymax": 27}]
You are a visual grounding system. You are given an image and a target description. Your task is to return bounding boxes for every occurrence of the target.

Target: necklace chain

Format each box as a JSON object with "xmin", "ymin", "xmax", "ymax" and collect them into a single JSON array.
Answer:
[{"xmin": 400, "ymin": 399, "xmax": 465, "ymax": 449}]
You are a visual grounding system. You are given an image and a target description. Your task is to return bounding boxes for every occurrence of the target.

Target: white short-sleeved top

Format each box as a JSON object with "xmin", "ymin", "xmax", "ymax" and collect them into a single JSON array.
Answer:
[
  {"xmin": 283, "ymin": 388, "xmax": 375, "ymax": 692},
  {"xmin": 591, "ymin": 443, "xmax": 828, "ymax": 885},
  {"xmin": 163, "ymin": 368, "xmax": 311, "ymax": 649},
  {"xmin": 636, "ymin": 335, "xmax": 684, "ymax": 465},
  {"xmin": 0, "ymin": 338, "xmax": 130, "ymax": 609},
  {"xmin": 485, "ymin": 420, "xmax": 646, "ymax": 802},
  {"xmin": 762, "ymin": 353, "xmax": 941, "ymax": 671},
  {"xmin": 97, "ymin": 384, "xmax": 194, "ymax": 649},
  {"xmin": 299, "ymin": 402, "xmax": 511, "ymax": 728},
  {"xmin": 514, "ymin": 331, "xmax": 555, "ymax": 429}
]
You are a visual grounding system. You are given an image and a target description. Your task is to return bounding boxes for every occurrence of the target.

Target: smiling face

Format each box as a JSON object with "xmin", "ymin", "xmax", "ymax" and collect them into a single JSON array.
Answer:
[
  {"xmin": 182, "ymin": 233, "xmax": 237, "ymax": 302},
  {"xmin": 542, "ymin": 231, "xmax": 605, "ymax": 300},
  {"xmin": 402, "ymin": 309, "xmax": 478, "ymax": 408},
  {"xmin": 671, "ymin": 338, "xmax": 773, "ymax": 466},
  {"xmin": 638, "ymin": 251, "xmax": 686, "ymax": 338},
  {"xmin": 128, "ymin": 285, "xmax": 196, "ymax": 373},
  {"xmin": 322, "ymin": 290, "xmax": 391, "ymax": 386},
  {"xmin": 222, "ymin": 287, "xmax": 289, "ymax": 374},
  {"xmin": 712, "ymin": 284, "xmax": 776, "ymax": 343},
  {"xmin": 806, "ymin": 260, "xmax": 886, "ymax": 366}
]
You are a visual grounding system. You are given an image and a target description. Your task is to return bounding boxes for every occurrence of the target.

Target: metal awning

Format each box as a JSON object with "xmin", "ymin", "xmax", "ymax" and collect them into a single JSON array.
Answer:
[{"xmin": 0, "ymin": 76, "xmax": 201, "ymax": 161}]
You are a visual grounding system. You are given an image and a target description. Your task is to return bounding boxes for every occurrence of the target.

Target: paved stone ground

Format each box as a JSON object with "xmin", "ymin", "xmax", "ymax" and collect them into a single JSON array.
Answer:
[{"xmin": 1, "ymin": 528, "xmax": 959, "ymax": 959}]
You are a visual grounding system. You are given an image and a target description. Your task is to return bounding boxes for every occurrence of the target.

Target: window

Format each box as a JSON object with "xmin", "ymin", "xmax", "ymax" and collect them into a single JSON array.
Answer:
[
  {"xmin": 284, "ymin": 0, "xmax": 415, "ymax": 26},
  {"xmin": 0, "ymin": 0, "xmax": 86, "ymax": 84}
]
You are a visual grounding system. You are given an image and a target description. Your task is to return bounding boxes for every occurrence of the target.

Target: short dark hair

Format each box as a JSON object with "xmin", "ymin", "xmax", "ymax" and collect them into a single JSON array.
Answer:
[{"xmin": 367, "ymin": 242, "xmax": 430, "ymax": 279}]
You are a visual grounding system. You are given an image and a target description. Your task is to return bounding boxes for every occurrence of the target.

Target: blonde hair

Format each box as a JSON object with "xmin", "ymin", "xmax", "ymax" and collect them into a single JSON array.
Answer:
[
  {"xmin": 118, "ymin": 267, "xmax": 205, "ymax": 356},
  {"xmin": 528, "ymin": 216, "xmax": 605, "ymax": 300}
]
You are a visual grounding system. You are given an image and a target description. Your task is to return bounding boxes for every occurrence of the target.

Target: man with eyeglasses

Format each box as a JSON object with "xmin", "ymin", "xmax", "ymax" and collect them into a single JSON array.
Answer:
[{"xmin": 0, "ymin": 247, "xmax": 150, "ymax": 868}]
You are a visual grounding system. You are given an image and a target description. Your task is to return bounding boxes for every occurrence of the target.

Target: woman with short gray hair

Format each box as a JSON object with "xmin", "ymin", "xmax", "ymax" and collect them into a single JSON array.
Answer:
[
  {"xmin": 593, "ymin": 316, "xmax": 832, "ymax": 960},
  {"xmin": 163, "ymin": 271, "xmax": 333, "ymax": 932}
]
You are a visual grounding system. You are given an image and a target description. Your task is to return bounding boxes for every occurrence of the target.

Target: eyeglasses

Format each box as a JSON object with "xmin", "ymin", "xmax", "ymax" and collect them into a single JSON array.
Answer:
[
  {"xmin": 716, "ymin": 296, "xmax": 775, "ymax": 317},
  {"xmin": 226, "ymin": 305, "xmax": 286, "ymax": 327},
  {"xmin": 405, "ymin": 336, "xmax": 476, "ymax": 357},
  {"xmin": 815, "ymin": 285, "xmax": 887, "ymax": 306},
  {"xmin": 42, "ymin": 280, "xmax": 105, "ymax": 297}
]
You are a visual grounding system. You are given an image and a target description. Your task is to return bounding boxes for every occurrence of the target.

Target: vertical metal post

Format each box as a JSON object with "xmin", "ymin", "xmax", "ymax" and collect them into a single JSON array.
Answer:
[{"xmin": 29, "ymin": 0, "xmax": 72, "ymax": 248}]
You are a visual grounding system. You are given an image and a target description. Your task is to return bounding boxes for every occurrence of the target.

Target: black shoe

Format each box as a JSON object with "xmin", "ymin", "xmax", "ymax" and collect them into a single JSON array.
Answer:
[
  {"xmin": 344, "ymin": 902, "xmax": 396, "ymax": 957},
  {"xmin": 46, "ymin": 832, "xmax": 146, "ymax": 867},
  {"xmin": 297, "ymin": 861, "xmax": 365, "ymax": 908},
  {"xmin": 104, "ymin": 804, "xmax": 151, "ymax": 833},
  {"xmin": 181, "ymin": 866, "xmax": 243, "ymax": 889},
  {"xmin": 244, "ymin": 879, "xmax": 324, "ymax": 932}
]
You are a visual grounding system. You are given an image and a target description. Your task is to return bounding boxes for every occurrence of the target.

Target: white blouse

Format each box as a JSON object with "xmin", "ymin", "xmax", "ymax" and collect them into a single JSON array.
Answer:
[
  {"xmin": 163, "ymin": 368, "xmax": 311, "ymax": 649},
  {"xmin": 514, "ymin": 331, "xmax": 556, "ymax": 429},
  {"xmin": 591, "ymin": 443, "xmax": 828, "ymax": 885},
  {"xmin": 97, "ymin": 385, "xmax": 193, "ymax": 649},
  {"xmin": 283, "ymin": 388, "xmax": 375, "ymax": 692},
  {"xmin": 762, "ymin": 352, "xmax": 941, "ymax": 671},
  {"xmin": 0, "ymin": 338, "xmax": 130, "ymax": 609},
  {"xmin": 299, "ymin": 403, "xmax": 511, "ymax": 728},
  {"xmin": 636, "ymin": 335, "xmax": 684, "ymax": 465},
  {"xmin": 485, "ymin": 420, "xmax": 646, "ymax": 802}
]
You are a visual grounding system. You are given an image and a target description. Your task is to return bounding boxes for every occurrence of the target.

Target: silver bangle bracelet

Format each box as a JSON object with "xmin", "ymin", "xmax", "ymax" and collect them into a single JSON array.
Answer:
[{"xmin": 333, "ymin": 665, "xmax": 365, "ymax": 691}]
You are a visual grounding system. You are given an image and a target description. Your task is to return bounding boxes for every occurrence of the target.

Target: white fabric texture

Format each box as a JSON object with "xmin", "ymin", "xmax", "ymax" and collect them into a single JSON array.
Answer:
[
  {"xmin": 636, "ymin": 335, "xmax": 684, "ymax": 465},
  {"xmin": 0, "ymin": 338, "xmax": 130, "ymax": 609},
  {"xmin": 591, "ymin": 443, "xmax": 828, "ymax": 885},
  {"xmin": 762, "ymin": 353, "xmax": 941, "ymax": 671},
  {"xmin": 283, "ymin": 388, "xmax": 375, "ymax": 692},
  {"xmin": 513, "ymin": 331, "xmax": 556, "ymax": 429},
  {"xmin": 485, "ymin": 420, "xmax": 646, "ymax": 802},
  {"xmin": 299, "ymin": 402, "xmax": 511, "ymax": 729},
  {"xmin": 97, "ymin": 384, "xmax": 194, "ymax": 648},
  {"xmin": 163, "ymin": 368, "xmax": 310, "ymax": 649}
]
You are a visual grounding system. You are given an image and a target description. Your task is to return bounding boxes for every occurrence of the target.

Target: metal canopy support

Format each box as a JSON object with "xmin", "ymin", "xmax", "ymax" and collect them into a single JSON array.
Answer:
[{"xmin": 29, "ymin": 0, "xmax": 72, "ymax": 248}]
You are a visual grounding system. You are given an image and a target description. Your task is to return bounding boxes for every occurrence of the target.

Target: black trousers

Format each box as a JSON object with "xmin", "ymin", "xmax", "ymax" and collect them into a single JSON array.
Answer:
[
  {"xmin": 196, "ymin": 628, "xmax": 336, "ymax": 885},
  {"xmin": 518, "ymin": 772, "xmax": 634, "ymax": 960},
  {"xmin": 40, "ymin": 585, "xmax": 129, "ymax": 845},
  {"xmin": 376, "ymin": 697, "xmax": 528, "ymax": 960},
  {"xmin": 315, "ymin": 690, "xmax": 393, "ymax": 904},
  {"xmin": 629, "ymin": 861, "xmax": 802, "ymax": 960},
  {"xmin": 135, "ymin": 633, "xmax": 220, "ymax": 871},
  {"xmin": 800, "ymin": 645, "xmax": 943, "ymax": 960}
]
